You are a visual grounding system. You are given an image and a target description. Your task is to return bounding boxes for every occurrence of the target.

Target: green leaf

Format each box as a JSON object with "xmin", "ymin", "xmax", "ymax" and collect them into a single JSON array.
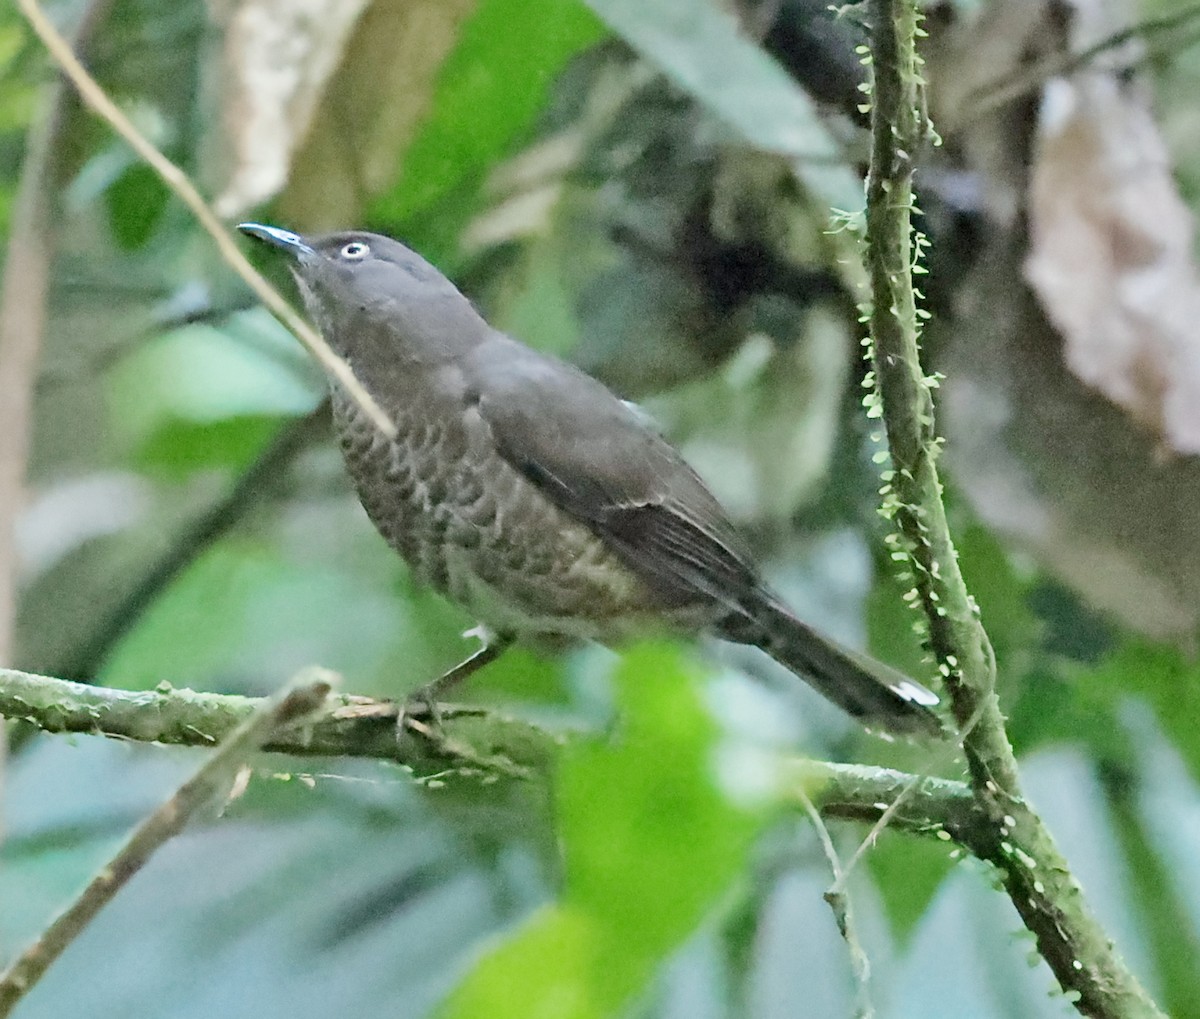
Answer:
[
  {"xmin": 866, "ymin": 829, "xmax": 956, "ymax": 943},
  {"xmin": 1086, "ymin": 639, "xmax": 1200, "ymax": 784},
  {"xmin": 99, "ymin": 541, "xmax": 298, "ymax": 690},
  {"xmin": 372, "ymin": 0, "xmax": 605, "ymax": 228},
  {"xmin": 1006, "ymin": 664, "xmax": 1130, "ymax": 763},
  {"xmin": 106, "ymin": 312, "xmax": 322, "ymax": 473},
  {"xmin": 442, "ymin": 907, "xmax": 604, "ymax": 1019},
  {"xmin": 105, "ymin": 162, "xmax": 170, "ymax": 249},
  {"xmin": 133, "ymin": 415, "xmax": 285, "ymax": 477},
  {"xmin": 583, "ymin": 0, "xmax": 861, "ymax": 210},
  {"xmin": 439, "ymin": 642, "xmax": 763, "ymax": 1018},
  {"xmin": 101, "ymin": 539, "xmax": 418, "ymax": 693}
]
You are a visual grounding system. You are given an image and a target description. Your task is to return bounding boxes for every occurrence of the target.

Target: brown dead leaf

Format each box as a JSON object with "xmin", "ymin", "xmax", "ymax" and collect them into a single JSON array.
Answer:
[
  {"xmin": 209, "ymin": 0, "xmax": 373, "ymax": 218},
  {"xmin": 923, "ymin": 0, "xmax": 1200, "ymax": 640},
  {"xmin": 280, "ymin": 0, "xmax": 478, "ymax": 228},
  {"xmin": 1026, "ymin": 60, "xmax": 1200, "ymax": 453},
  {"xmin": 210, "ymin": 0, "xmax": 477, "ymax": 227}
]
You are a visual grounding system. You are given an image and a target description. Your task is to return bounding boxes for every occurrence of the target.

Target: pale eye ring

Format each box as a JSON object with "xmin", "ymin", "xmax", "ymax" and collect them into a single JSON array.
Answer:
[{"xmin": 340, "ymin": 241, "xmax": 370, "ymax": 260}]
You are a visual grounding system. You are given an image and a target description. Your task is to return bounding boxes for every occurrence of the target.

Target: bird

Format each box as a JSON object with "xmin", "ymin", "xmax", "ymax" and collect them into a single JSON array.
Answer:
[{"xmin": 237, "ymin": 223, "xmax": 942, "ymax": 736}]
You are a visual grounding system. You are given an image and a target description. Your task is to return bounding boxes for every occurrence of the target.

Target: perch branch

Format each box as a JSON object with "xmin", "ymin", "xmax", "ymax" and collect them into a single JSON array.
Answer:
[
  {"xmin": 0, "ymin": 664, "xmax": 1111, "ymax": 883},
  {"xmin": 10, "ymin": 661, "xmax": 1154, "ymax": 1003},
  {"xmin": 0, "ymin": 667, "xmax": 558, "ymax": 781}
]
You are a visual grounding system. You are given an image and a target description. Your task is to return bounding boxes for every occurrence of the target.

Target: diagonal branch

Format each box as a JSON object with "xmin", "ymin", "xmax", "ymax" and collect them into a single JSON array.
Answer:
[
  {"xmin": 0, "ymin": 671, "xmax": 332, "ymax": 1018},
  {"xmin": 16, "ymin": 0, "xmax": 396, "ymax": 439}
]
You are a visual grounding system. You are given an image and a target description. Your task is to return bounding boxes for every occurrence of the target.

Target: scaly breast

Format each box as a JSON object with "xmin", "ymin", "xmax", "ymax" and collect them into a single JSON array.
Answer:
[{"xmin": 331, "ymin": 391, "xmax": 672, "ymax": 640}]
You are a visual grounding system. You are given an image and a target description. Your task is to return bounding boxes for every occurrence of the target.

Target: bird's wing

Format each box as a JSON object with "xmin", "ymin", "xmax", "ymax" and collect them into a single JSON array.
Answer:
[{"xmin": 467, "ymin": 335, "xmax": 762, "ymax": 609}]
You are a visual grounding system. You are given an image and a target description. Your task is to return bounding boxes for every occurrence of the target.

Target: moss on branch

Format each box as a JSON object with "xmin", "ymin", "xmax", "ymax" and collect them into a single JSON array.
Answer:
[{"xmin": 862, "ymin": 2, "xmax": 1164, "ymax": 1015}]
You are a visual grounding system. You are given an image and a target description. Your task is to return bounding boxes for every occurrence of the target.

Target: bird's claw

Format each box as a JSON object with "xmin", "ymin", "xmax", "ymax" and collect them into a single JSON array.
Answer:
[{"xmin": 396, "ymin": 684, "xmax": 445, "ymax": 739}]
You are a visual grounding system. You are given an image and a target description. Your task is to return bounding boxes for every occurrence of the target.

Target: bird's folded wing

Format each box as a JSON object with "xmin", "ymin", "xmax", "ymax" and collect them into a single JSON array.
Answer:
[{"xmin": 468, "ymin": 336, "xmax": 762, "ymax": 609}]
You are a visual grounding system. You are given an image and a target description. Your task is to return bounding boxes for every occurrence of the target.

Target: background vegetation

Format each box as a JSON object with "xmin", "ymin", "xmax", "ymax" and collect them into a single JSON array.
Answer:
[{"xmin": 3, "ymin": 0, "xmax": 1200, "ymax": 1016}]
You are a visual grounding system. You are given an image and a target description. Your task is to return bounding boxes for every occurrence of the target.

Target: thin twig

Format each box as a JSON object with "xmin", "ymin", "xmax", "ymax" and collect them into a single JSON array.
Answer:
[
  {"xmin": 0, "ymin": 670, "xmax": 333, "ymax": 1017},
  {"xmin": 955, "ymin": 3, "xmax": 1200, "ymax": 131},
  {"xmin": 796, "ymin": 783, "xmax": 873, "ymax": 1019},
  {"xmin": 833, "ymin": 697, "xmax": 990, "ymax": 892},
  {"xmin": 15, "ymin": 0, "xmax": 396, "ymax": 440},
  {"xmin": 834, "ymin": 770, "xmax": 923, "ymax": 893}
]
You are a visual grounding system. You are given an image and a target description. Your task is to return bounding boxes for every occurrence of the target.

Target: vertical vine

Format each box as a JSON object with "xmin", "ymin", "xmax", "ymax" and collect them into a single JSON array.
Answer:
[{"xmin": 861, "ymin": 1, "xmax": 1165, "ymax": 1015}]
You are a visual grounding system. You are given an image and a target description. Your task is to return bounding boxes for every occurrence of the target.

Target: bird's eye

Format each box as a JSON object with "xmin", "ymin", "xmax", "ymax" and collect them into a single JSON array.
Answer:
[{"xmin": 339, "ymin": 241, "xmax": 370, "ymax": 260}]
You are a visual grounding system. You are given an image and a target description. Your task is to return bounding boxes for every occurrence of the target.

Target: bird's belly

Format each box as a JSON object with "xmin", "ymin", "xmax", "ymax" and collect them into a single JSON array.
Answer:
[
  {"xmin": 335, "ymin": 398, "xmax": 685, "ymax": 641},
  {"xmin": 444, "ymin": 549, "xmax": 626, "ymax": 641}
]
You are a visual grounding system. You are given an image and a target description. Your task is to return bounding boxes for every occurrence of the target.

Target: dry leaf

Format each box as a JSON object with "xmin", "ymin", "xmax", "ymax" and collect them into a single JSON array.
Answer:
[
  {"xmin": 925, "ymin": 0, "xmax": 1200, "ymax": 640},
  {"xmin": 280, "ymin": 0, "xmax": 478, "ymax": 228},
  {"xmin": 1026, "ymin": 55, "xmax": 1200, "ymax": 453},
  {"xmin": 209, "ymin": 0, "xmax": 373, "ymax": 218}
]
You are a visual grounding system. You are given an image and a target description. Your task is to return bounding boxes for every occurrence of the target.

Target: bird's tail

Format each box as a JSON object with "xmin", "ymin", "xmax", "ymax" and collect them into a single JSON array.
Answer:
[{"xmin": 720, "ymin": 599, "xmax": 943, "ymax": 737}]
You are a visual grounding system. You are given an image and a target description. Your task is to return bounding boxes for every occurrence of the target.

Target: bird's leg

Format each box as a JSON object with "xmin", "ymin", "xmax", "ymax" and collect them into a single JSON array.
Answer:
[
  {"xmin": 399, "ymin": 626, "xmax": 513, "ymax": 735},
  {"xmin": 419, "ymin": 630, "xmax": 511, "ymax": 703}
]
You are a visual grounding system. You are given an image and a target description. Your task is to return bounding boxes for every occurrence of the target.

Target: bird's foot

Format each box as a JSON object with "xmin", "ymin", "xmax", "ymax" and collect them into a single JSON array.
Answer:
[
  {"xmin": 395, "ymin": 628, "xmax": 512, "ymax": 741},
  {"xmin": 396, "ymin": 685, "xmax": 444, "ymax": 739}
]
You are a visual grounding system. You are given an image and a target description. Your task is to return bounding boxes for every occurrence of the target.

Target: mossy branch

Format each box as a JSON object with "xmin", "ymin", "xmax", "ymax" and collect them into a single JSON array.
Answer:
[
  {"xmin": 862, "ymin": 2, "xmax": 1164, "ymax": 1016},
  {"xmin": 0, "ymin": 666, "xmax": 996, "ymax": 846},
  {"xmin": 0, "ymin": 667, "xmax": 558, "ymax": 782},
  {"xmin": 0, "ymin": 673, "xmax": 332, "ymax": 1018},
  {"xmin": 3, "ymin": 664, "xmax": 1173, "ymax": 1016}
]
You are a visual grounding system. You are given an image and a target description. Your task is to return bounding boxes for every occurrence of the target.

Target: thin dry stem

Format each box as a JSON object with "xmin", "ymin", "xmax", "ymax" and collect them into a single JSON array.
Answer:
[
  {"xmin": 797, "ymin": 783, "xmax": 873, "ymax": 1019},
  {"xmin": 15, "ymin": 0, "xmax": 396, "ymax": 439}
]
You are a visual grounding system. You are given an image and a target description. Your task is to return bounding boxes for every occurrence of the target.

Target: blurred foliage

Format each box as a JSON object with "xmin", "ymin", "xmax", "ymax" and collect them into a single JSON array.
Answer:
[
  {"xmin": 3, "ymin": 0, "xmax": 1200, "ymax": 1016},
  {"xmin": 440, "ymin": 644, "xmax": 764, "ymax": 1019},
  {"xmin": 371, "ymin": 0, "xmax": 605, "ymax": 256}
]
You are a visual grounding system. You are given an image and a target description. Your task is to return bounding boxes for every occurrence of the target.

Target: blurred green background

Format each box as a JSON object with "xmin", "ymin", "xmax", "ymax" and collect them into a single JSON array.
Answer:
[{"xmin": 4, "ymin": 0, "xmax": 1200, "ymax": 1016}]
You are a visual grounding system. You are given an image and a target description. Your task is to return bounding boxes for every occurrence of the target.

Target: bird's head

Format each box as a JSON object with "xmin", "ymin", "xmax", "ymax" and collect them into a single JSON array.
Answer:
[{"xmin": 237, "ymin": 223, "xmax": 481, "ymax": 364}]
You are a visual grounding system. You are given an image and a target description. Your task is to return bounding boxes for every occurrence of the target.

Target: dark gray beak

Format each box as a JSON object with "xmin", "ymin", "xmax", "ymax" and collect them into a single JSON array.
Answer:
[{"xmin": 236, "ymin": 222, "xmax": 314, "ymax": 260}]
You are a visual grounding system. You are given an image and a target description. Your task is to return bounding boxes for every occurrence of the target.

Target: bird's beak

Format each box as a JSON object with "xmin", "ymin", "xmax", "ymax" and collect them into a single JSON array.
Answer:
[{"xmin": 236, "ymin": 222, "xmax": 315, "ymax": 261}]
